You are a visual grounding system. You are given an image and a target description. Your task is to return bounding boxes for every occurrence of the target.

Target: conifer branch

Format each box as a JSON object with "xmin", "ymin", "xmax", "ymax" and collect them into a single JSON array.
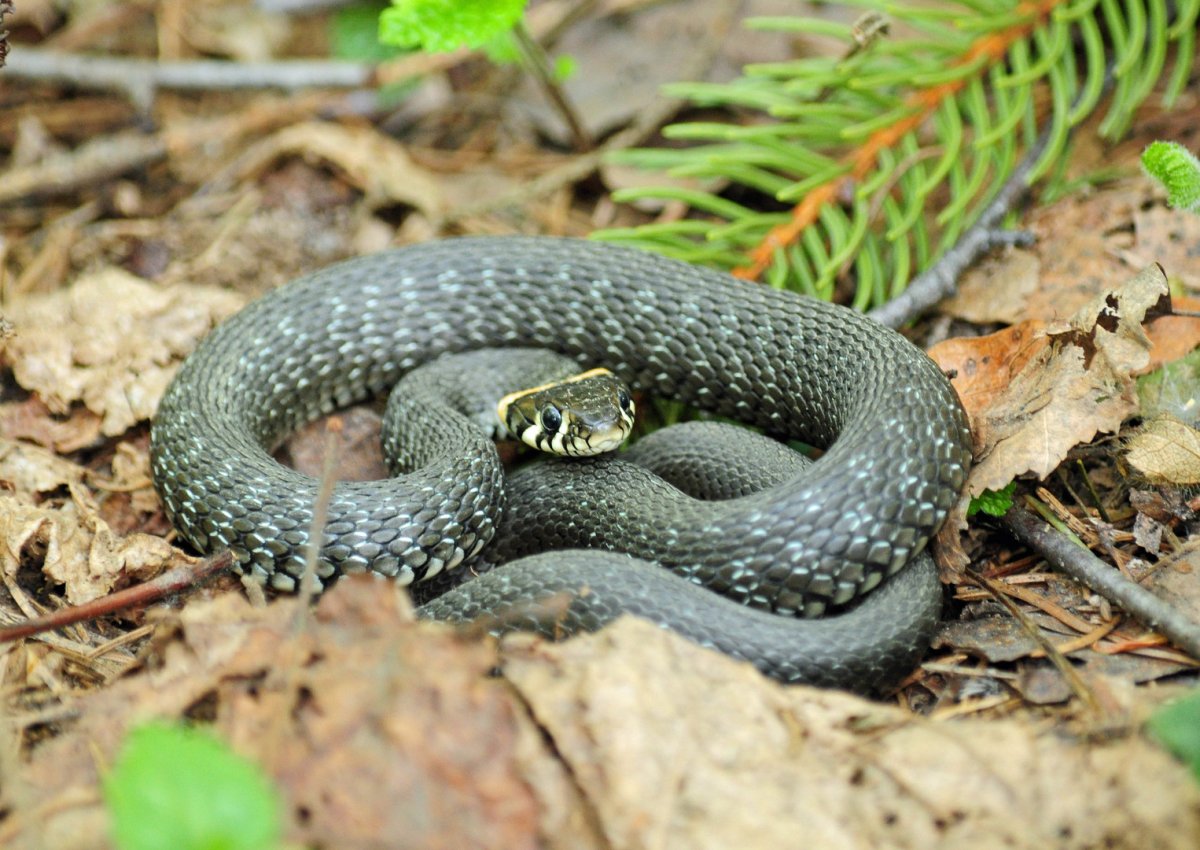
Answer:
[{"xmin": 595, "ymin": 0, "xmax": 1199, "ymax": 309}]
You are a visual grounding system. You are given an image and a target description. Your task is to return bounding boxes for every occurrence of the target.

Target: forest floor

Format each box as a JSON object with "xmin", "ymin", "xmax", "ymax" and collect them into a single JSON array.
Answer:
[{"xmin": 2, "ymin": 2, "xmax": 1200, "ymax": 849}]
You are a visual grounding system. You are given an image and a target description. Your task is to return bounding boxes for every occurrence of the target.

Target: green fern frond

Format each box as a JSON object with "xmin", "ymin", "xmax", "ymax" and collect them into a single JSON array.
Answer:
[{"xmin": 594, "ymin": 0, "xmax": 1199, "ymax": 306}]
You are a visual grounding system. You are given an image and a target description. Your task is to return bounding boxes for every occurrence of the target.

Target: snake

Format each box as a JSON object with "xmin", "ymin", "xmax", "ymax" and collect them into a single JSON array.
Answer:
[{"xmin": 150, "ymin": 236, "xmax": 973, "ymax": 693}]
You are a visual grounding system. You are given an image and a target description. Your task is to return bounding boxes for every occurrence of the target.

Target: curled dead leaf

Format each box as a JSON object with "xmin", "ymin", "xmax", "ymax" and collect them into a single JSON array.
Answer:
[
  {"xmin": 222, "ymin": 121, "xmax": 442, "ymax": 216},
  {"xmin": 931, "ymin": 265, "xmax": 1169, "ymax": 499},
  {"xmin": 0, "ymin": 438, "xmax": 83, "ymax": 494},
  {"xmin": 3, "ymin": 267, "xmax": 243, "ymax": 436},
  {"xmin": 930, "ymin": 266, "xmax": 1169, "ymax": 571},
  {"xmin": 1127, "ymin": 416, "xmax": 1200, "ymax": 485},
  {"xmin": 0, "ymin": 439, "xmax": 186, "ymax": 603},
  {"xmin": 0, "ymin": 488, "xmax": 186, "ymax": 604}
]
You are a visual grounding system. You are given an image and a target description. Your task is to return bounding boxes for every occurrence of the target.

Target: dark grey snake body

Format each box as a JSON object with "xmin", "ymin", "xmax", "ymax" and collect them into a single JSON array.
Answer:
[{"xmin": 151, "ymin": 236, "xmax": 972, "ymax": 692}]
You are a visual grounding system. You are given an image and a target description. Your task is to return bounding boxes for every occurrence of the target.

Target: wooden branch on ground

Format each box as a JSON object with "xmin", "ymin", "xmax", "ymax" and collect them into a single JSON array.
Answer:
[
  {"xmin": 3, "ymin": 47, "xmax": 374, "ymax": 110},
  {"xmin": 865, "ymin": 127, "xmax": 1047, "ymax": 329},
  {"xmin": 1002, "ymin": 504, "xmax": 1200, "ymax": 661},
  {"xmin": 0, "ymin": 551, "xmax": 235, "ymax": 644}
]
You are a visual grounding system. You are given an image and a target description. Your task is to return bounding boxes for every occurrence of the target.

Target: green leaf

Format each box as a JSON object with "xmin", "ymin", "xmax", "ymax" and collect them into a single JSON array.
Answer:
[
  {"xmin": 105, "ymin": 721, "xmax": 281, "ymax": 850},
  {"xmin": 553, "ymin": 54, "xmax": 577, "ymax": 83},
  {"xmin": 1147, "ymin": 689, "xmax": 1200, "ymax": 781},
  {"xmin": 379, "ymin": 0, "xmax": 527, "ymax": 53},
  {"xmin": 967, "ymin": 482, "xmax": 1017, "ymax": 517},
  {"xmin": 332, "ymin": 2, "xmax": 411, "ymax": 62},
  {"xmin": 1141, "ymin": 140, "xmax": 1200, "ymax": 213}
]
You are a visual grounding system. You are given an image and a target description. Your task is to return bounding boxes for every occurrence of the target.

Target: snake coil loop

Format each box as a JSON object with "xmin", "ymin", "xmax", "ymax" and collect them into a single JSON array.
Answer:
[{"xmin": 151, "ymin": 236, "xmax": 972, "ymax": 692}]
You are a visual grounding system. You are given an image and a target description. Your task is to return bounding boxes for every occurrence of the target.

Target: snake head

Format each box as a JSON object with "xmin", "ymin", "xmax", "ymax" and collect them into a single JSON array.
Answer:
[{"xmin": 497, "ymin": 368, "xmax": 635, "ymax": 456}]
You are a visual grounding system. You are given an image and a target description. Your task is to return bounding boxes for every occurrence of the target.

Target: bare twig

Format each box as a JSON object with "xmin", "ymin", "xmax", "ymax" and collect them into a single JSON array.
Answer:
[
  {"xmin": 438, "ymin": 0, "xmax": 740, "ymax": 225},
  {"xmin": 0, "ymin": 551, "xmax": 235, "ymax": 644},
  {"xmin": 294, "ymin": 418, "xmax": 342, "ymax": 611},
  {"xmin": 965, "ymin": 568, "xmax": 1096, "ymax": 711},
  {"xmin": 0, "ymin": 131, "xmax": 168, "ymax": 206},
  {"xmin": 0, "ymin": 91, "xmax": 342, "ymax": 204},
  {"xmin": 3, "ymin": 47, "xmax": 374, "ymax": 110},
  {"xmin": 511, "ymin": 19, "xmax": 592, "ymax": 152},
  {"xmin": 866, "ymin": 128, "xmax": 1048, "ymax": 329},
  {"xmin": 1002, "ymin": 503, "xmax": 1200, "ymax": 660}
]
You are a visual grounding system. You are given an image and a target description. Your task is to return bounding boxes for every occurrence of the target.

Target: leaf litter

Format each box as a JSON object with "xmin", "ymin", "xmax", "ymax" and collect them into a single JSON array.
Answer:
[
  {"xmin": 2, "ymin": 2, "xmax": 1200, "ymax": 848},
  {"xmin": 12, "ymin": 579, "xmax": 1200, "ymax": 850}
]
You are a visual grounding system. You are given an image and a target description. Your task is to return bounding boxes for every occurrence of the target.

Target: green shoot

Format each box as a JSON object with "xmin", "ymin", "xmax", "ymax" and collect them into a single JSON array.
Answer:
[
  {"xmin": 104, "ymin": 721, "xmax": 282, "ymax": 850},
  {"xmin": 1147, "ymin": 689, "xmax": 1200, "ymax": 782},
  {"xmin": 378, "ymin": 0, "xmax": 527, "ymax": 53},
  {"xmin": 967, "ymin": 482, "xmax": 1017, "ymax": 518},
  {"xmin": 1142, "ymin": 141, "xmax": 1200, "ymax": 213}
]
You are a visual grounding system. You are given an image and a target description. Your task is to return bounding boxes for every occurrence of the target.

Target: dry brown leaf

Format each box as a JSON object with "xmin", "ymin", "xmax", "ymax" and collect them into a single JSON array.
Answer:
[
  {"xmin": 505, "ymin": 619, "xmax": 1198, "ymax": 850},
  {"xmin": 0, "ymin": 437, "xmax": 84, "ymax": 493},
  {"xmin": 1145, "ymin": 294, "xmax": 1200, "ymax": 372},
  {"xmin": 0, "ymin": 438, "xmax": 185, "ymax": 602},
  {"xmin": 12, "ymin": 580, "xmax": 1199, "ymax": 850},
  {"xmin": 941, "ymin": 248, "xmax": 1041, "ymax": 325},
  {"xmin": 0, "ymin": 397, "xmax": 103, "ymax": 453},
  {"xmin": 927, "ymin": 320, "xmax": 1047, "ymax": 416},
  {"xmin": 932, "ymin": 265, "xmax": 1169, "ymax": 499},
  {"xmin": 932, "ymin": 266, "xmax": 1169, "ymax": 570},
  {"xmin": 225, "ymin": 121, "xmax": 442, "ymax": 216},
  {"xmin": 939, "ymin": 180, "xmax": 1197, "ymax": 327},
  {"xmin": 3, "ymin": 267, "xmax": 243, "ymax": 436},
  {"xmin": 15, "ymin": 581, "xmax": 599, "ymax": 850},
  {"xmin": 1129, "ymin": 203, "xmax": 1200, "ymax": 291},
  {"xmin": 1127, "ymin": 416, "xmax": 1200, "ymax": 485}
]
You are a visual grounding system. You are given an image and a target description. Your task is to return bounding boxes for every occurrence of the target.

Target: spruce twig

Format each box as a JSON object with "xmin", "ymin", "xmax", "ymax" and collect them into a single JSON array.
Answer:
[{"xmin": 597, "ymin": 1, "xmax": 1199, "ymax": 309}]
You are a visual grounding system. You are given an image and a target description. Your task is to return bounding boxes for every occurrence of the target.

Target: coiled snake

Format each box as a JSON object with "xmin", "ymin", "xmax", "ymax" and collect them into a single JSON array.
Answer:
[{"xmin": 150, "ymin": 236, "xmax": 972, "ymax": 692}]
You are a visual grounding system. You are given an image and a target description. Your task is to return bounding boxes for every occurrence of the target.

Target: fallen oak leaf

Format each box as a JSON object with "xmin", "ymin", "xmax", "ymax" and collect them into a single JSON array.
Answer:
[
  {"xmin": 932, "ymin": 264, "xmax": 1168, "ymax": 498},
  {"xmin": 931, "ymin": 265, "xmax": 1168, "ymax": 570}
]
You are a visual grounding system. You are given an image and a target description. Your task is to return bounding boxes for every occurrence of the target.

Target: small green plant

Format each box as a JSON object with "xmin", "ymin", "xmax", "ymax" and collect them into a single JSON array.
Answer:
[
  {"xmin": 1147, "ymin": 689, "xmax": 1200, "ymax": 781},
  {"xmin": 377, "ymin": 0, "xmax": 588, "ymax": 149},
  {"xmin": 331, "ymin": 2, "xmax": 411, "ymax": 63},
  {"xmin": 104, "ymin": 721, "xmax": 282, "ymax": 850},
  {"xmin": 378, "ymin": 0, "xmax": 525, "ymax": 53},
  {"xmin": 967, "ymin": 482, "xmax": 1017, "ymax": 518},
  {"xmin": 1142, "ymin": 141, "xmax": 1200, "ymax": 213}
]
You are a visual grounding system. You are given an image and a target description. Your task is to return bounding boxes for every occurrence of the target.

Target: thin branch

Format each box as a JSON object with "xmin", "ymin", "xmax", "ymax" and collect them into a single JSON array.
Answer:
[
  {"xmin": 0, "ymin": 90, "xmax": 341, "ymax": 204},
  {"xmin": 3, "ymin": 47, "xmax": 374, "ymax": 111},
  {"xmin": 511, "ymin": 20, "xmax": 592, "ymax": 152},
  {"xmin": 0, "ymin": 551, "xmax": 235, "ymax": 644},
  {"xmin": 970, "ymin": 569, "xmax": 1100, "ymax": 708},
  {"xmin": 1001, "ymin": 503, "xmax": 1200, "ymax": 660},
  {"xmin": 866, "ymin": 126, "xmax": 1048, "ymax": 329},
  {"xmin": 0, "ymin": 132, "xmax": 168, "ymax": 206},
  {"xmin": 438, "ymin": 0, "xmax": 740, "ymax": 224}
]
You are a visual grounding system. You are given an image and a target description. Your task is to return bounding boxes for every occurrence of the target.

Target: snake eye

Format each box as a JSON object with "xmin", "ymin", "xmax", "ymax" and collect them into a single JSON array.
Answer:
[
  {"xmin": 539, "ymin": 404, "xmax": 562, "ymax": 432},
  {"xmin": 617, "ymin": 389, "xmax": 632, "ymax": 411}
]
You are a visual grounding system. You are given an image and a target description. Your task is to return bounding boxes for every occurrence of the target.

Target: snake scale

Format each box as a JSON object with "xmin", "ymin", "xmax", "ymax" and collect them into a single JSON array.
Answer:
[{"xmin": 151, "ymin": 236, "xmax": 973, "ymax": 692}]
